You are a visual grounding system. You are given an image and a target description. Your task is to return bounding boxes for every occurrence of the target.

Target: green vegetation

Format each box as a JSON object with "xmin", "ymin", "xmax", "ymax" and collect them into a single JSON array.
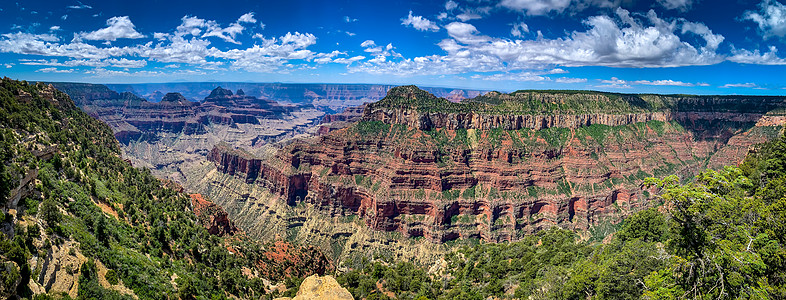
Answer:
[
  {"xmin": 369, "ymin": 85, "xmax": 786, "ymax": 115},
  {"xmin": 0, "ymin": 79, "xmax": 327, "ymax": 299}
]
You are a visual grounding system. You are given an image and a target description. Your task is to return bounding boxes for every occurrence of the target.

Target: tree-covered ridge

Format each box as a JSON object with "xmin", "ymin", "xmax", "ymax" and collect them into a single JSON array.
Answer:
[
  {"xmin": 0, "ymin": 78, "xmax": 330, "ymax": 299},
  {"xmin": 332, "ymin": 131, "xmax": 786, "ymax": 299},
  {"xmin": 368, "ymin": 85, "xmax": 786, "ymax": 115}
]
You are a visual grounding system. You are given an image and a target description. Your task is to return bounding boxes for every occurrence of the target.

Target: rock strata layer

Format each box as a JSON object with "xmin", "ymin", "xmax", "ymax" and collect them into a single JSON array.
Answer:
[{"xmin": 209, "ymin": 86, "xmax": 786, "ymax": 243}]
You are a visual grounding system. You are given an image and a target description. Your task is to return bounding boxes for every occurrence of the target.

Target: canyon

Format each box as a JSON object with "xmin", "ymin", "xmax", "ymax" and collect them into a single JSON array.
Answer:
[
  {"xmin": 57, "ymin": 83, "xmax": 786, "ymax": 264},
  {"xmin": 207, "ymin": 86, "xmax": 785, "ymax": 246}
]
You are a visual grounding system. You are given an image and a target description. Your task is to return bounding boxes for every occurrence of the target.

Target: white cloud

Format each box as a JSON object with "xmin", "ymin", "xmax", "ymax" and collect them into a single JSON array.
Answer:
[
  {"xmin": 361, "ymin": 40, "xmax": 376, "ymax": 48},
  {"xmin": 49, "ymin": 26, "xmax": 61, "ymax": 31},
  {"xmin": 499, "ymin": 0, "xmax": 573, "ymax": 16},
  {"xmin": 728, "ymin": 46, "xmax": 786, "ymax": 65},
  {"xmin": 333, "ymin": 55, "xmax": 365, "ymax": 64},
  {"xmin": 237, "ymin": 12, "xmax": 257, "ymax": 23},
  {"xmin": 81, "ymin": 16, "xmax": 145, "ymax": 41},
  {"xmin": 216, "ymin": 32, "xmax": 318, "ymax": 72},
  {"xmin": 344, "ymin": 16, "xmax": 358, "ymax": 23},
  {"xmin": 401, "ymin": 11, "xmax": 440, "ymax": 32},
  {"xmin": 456, "ymin": 7, "xmax": 492, "ymax": 21},
  {"xmin": 633, "ymin": 79, "xmax": 694, "ymax": 86},
  {"xmin": 445, "ymin": 22, "xmax": 489, "ymax": 44},
  {"xmin": 510, "ymin": 22, "xmax": 529, "ymax": 37},
  {"xmin": 598, "ymin": 77, "xmax": 706, "ymax": 87},
  {"xmin": 143, "ymin": 36, "xmax": 219, "ymax": 64},
  {"xmin": 0, "ymin": 13, "xmax": 336, "ymax": 75},
  {"xmin": 681, "ymin": 21, "xmax": 724, "ymax": 51},
  {"xmin": 20, "ymin": 57, "xmax": 147, "ymax": 68},
  {"xmin": 175, "ymin": 14, "xmax": 256, "ymax": 44},
  {"xmin": 352, "ymin": 8, "xmax": 724, "ymax": 77},
  {"xmin": 67, "ymin": 1, "xmax": 92, "ymax": 9},
  {"xmin": 36, "ymin": 67, "xmax": 74, "ymax": 73},
  {"xmin": 446, "ymin": 0, "xmax": 458, "ymax": 10},
  {"xmin": 657, "ymin": 0, "xmax": 693, "ymax": 11},
  {"xmin": 555, "ymin": 77, "xmax": 587, "ymax": 83},
  {"xmin": 500, "ymin": 0, "xmax": 621, "ymax": 15},
  {"xmin": 721, "ymin": 82, "xmax": 758, "ymax": 88},
  {"xmin": 744, "ymin": 0, "xmax": 786, "ymax": 39}
]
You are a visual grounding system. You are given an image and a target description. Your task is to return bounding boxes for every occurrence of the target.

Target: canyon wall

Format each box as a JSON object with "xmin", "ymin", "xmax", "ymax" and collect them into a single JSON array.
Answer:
[{"xmin": 209, "ymin": 86, "xmax": 786, "ymax": 243}]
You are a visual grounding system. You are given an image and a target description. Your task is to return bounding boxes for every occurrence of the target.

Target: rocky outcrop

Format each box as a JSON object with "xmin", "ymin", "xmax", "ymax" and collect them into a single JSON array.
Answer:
[
  {"xmin": 209, "ymin": 86, "xmax": 786, "ymax": 243},
  {"xmin": 257, "ymin": 241, "xmax": 334, "ymax": 280},
  {"xmin": 208, "ymin": 143, "xmax": 263, "ymax": 183},
  {"xmin": 318, "ymin": 104, "xmax": 367, "ymax": 135},
  {"xmin": 189, "ymin": 194, "xmax": 240, "ymax": 236},
  {"xmin": 274, "ymin": 275, "xmax": 353, "ymax": 300}
]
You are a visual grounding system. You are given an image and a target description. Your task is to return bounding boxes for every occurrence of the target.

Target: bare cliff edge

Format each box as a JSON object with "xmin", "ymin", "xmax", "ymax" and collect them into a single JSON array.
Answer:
[{"xmin": 209, "ymin": 86, "xmax": 786, "ymax": 243}]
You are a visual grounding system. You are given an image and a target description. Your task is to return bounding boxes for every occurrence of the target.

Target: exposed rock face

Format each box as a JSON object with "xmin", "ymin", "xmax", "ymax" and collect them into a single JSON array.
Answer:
[
  {"xmin": 189, "ymin": 194, "xmax": 240, "ymax": 236},
  {"xmin": 318, "ymin": 104, "xmax": 367, "ymax": 135},
  {"xmin": 208, "ymin": 86, "xmax": 786, "ymax": 243},
  {"xmin": 274, "ymin": 275, "xmax": 353, "ymax": 300}
]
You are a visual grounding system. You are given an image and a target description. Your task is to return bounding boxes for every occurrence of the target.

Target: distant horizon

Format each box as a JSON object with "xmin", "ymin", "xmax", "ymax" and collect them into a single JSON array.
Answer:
[{"xmin": 28, "ymin": 79, "xmax": 786, "ymax": 98}]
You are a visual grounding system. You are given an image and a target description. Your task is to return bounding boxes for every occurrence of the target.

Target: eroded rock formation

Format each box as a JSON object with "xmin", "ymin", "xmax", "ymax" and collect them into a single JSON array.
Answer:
[
  {"xmin": 189, "ymin": 194, "xmax": 240, "ymax": 236},
  {"xmin": 209, "ymin": 86, "xmax": 786, "ymax": 243}
]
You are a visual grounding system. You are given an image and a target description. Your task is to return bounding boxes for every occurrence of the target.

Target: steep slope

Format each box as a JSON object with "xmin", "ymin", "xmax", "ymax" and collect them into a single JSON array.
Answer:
[
  {"xmin": 208, "ymin": 86, "xmax": 785, "ymax": 243},
  {"xmin": 0, "ymin": 79, "xmax": 331, "ymax": 299}
]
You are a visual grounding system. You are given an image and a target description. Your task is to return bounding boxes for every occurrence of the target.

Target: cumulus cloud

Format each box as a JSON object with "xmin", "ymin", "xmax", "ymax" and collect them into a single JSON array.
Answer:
[
  {"xmin": 360, "ymin": 39, "xmax": 401, "ymax": 63},
  {"xmin": 728, "ymin": 46, "xmax": 786, "ymax": 65},
  {"xmin": 0, "ymin": 12, "xmax": 342, "ymax": 75},
  {"xmin": 344, "ymin": 16, "xmax": 358, "ymax": 23},
  {"xmin": 351, "ymin": 8, "xmax": 724, "ymax": 76},
  {"xmin": 237, "ymin": 12, "xmax": 257, "ymax": 23},
  {"xmin": 401, "ymin": 11, "xmax": 440, "ymax": 32},
  {"xmin": 81, "ymin": 16, "xmax": 145, "ymax": 41},
  {"xmin": 174, "ymin": 13, "xmax": 257, "ymax": 44},
  {"xmin": 744, "ymin": 0, "xmax": 786, "ymax": 39},
  {"xmin": 216, "ymin": 32, "xmax": 319, "ymax": 72},
  {"xmin": 445, "ymin": 22, "xmax": 489, "ymax": 44}
]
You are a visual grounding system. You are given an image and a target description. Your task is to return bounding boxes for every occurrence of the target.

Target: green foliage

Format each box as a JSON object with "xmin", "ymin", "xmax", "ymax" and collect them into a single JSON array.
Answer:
[
  {"xmin": 353, "ymin": 121, "xmax": 390, "ymax": 136},
  {"xmin": 0, "ymin": 79, "xmax": 322, "ymax": 299},
  {"xmin": 40, "ymin": 197, "xmax": 61, "ymax": 227},
  {"xmin": 615, "ymin": 207, "xmax": 669, "ymax": 243}
]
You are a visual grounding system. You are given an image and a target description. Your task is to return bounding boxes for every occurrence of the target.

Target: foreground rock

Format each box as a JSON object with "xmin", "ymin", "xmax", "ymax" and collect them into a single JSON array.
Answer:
[{"xmin": 275, "ymin": 275, "xmax": 353, "ymax": 300}]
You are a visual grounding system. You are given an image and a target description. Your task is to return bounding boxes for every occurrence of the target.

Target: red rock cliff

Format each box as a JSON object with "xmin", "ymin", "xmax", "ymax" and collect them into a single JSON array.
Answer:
[{"xmin": 209, "ymin": 87, "xmax": 786, "ymax": 243}]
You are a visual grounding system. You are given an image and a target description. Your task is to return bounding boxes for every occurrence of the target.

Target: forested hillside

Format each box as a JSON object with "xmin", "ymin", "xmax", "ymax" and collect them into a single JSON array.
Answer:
[{"xmin": 0, "ymin": 78, "xmax": 331, "ymax": 299}]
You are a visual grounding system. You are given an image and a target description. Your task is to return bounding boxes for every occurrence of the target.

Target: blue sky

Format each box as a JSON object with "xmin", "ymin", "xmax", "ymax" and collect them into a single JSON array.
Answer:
[{"xmin": 0, "ymin": 0, "xmax": 785, "ymax": 94}]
